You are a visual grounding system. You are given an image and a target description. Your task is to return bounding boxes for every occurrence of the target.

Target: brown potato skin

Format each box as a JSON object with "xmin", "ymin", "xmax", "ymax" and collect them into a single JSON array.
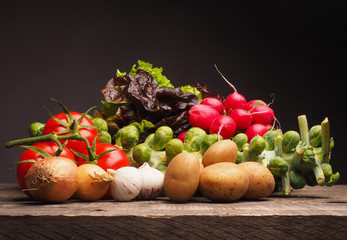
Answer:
[
  {"xmin": 164, "ymin": 152, "xmax": 201, "ymax": 202},
  {"xmin": 239, "ymin": 161, "xmax": 275, "ymax": 200},
  {"xmin": 202, "ymin": 140, "xmax": 238, "ymax": 167},
  {"xmin": 199, "ymin": 162, "xmax": 249, "ymax": 202}
]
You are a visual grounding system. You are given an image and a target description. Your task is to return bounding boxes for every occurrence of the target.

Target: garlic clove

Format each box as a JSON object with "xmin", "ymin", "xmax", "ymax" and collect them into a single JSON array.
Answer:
[
  {"xmin": 137, "ymin": 162, "xmax": 164, "ymax": 200},
  {"xmin": 108, "ymin": 166, "xmax": 143, "ymax": 201}
]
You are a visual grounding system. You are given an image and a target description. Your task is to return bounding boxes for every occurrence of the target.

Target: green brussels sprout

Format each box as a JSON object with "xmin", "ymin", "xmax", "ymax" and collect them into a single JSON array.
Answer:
[
  {"xmin": 300, "ymin": 147, "xmax": 316, "ymax": 169},
  {"xmin": 200, "ymin": 134, "xmax": 221, "ymax": 155},
  {"xmin": 309, "ymin": 125, "xmax": 322, "ymax": 148},
  {"xmin": 269, "ymin": 156, "xmax": 288, "ymax": 177},
  {"xmin": 165, "ymin": 138, "xmax": 184, "ymax": 163},
  {"xmin": 98, "ymin": 130, "xmax": 112, "ymax": 144},
  {"xmin": 184, "ymin": 127, "xmax": 206, "ymax": 152},
  {"xmin": 132, "ymin": 143, "xmax": 151, "ymax": 164},
  {"xmin": 263, "ymin": 130, "xmax": 277, "ymax": 151},
  {"xmin": 322, "ymin": 163, "xmax": 340, "ymax": 186},
  {"xmin": 249, "ymin": 135, "xmax": 266, "ymax": 159},
  {"xmin": 152, "ymin": 126, "xmax": 173, "ymax": 151},
  {"xmin": 233, "ymin": 133, "xmax": 248, "ymax": 151},
  {"xmin": 282, "ymin": 130, "xmax": 300, "ymax": 153},
  {"xmin": 29, "ymin": 122, "xmax": 45, "ymax": 137},
  {"xmin": 305, "ymin": 171, "xmax": 318, "ymax": 186},
  {"xmin": 115, "ymin": 125, "xmax": 140, "ymax": 150},
  {"xmin": 289, "ymin": 171, "xmax": 306, "ymax": 189},
  {"xmin": 92, "ymin": 118, "xmax": 108, "ymax": 132},
  {"xmin": 236, "ymin": 151, "xmax": 244, "ymax": 164},
  {"xmin": 144, "ymin": 133, "xmax": 154, "ymax": 148}
]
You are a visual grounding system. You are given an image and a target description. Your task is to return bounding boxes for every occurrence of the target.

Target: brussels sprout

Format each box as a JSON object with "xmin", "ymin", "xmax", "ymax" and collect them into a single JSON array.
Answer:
[
  {"xmin": 29, "ymin": 122, "xmax": 45, "ymax": 137},
  {"xmin": 263, "ymin": 130, "xmax": 277, "ymax": 151},
  {"xmin": 144, "ymin": 133, "xmax": 154, "ymax": 148},
  {"xmin": 282, "ymin": 131, "xmax": 300, "ymax": 153},
  {"xmin": 115, "ymin": 125, "xmax": 140, "ymax": 150},
  {"xmin": 269, "ymin": 156, "xmax": 288, "ymax": 177},
  {"xmin": 200, "ymin": 134, "xmax": 221, "ymax": 155},
  {"xmin": 233, "ymin": 133, "xmax": 248, "ymax": 151},
  {"xmin": 132, "ymin": 143, "xmax": 151, "ymax": 164},
  {"xmin": 322, "ymin": 163, "xmax": 340, "ymax": 186},
  {"xmin": 92, "ymin": 118, "xmax": 108, "ymax": 132},
  {"xmin": 309, "ymin": 125, "xmax": 322, "ymax": 148},
  {"xmin": 249, "ymin": 135, "xmax": 266, "ymax": 160},
  {"xmin": 184, "ymin": 127, "xmax": 206, "ymax": 152},
  {"xmin": 98, "ymin": 130, "xmax": 112, "ymax": 144},
  {"xmin": 165, "ymin": 138, "xmax": 184, "ymax": 163},
  {"xmin": 300, "ymin": 147, "xmax": 316, "ymax": 168},
  {"xmin": 152, "ymin": 126, "xmax": 173, "ymax": 151},
  {"xmin": 289, "ymin": 171, "xmax": 306, "ymax": 189},
  {"xmin": 305, "ymin": 171, "xmax": 318, "ymax": 186},
  {"xmin": 236, "ymin": 151, "xmax": 244, "ymax": 164}
]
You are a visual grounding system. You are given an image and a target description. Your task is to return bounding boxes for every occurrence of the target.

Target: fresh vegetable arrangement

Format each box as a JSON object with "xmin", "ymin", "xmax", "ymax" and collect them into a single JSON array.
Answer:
[{"xmin": 5, "ymin": 60, "xmax": 340, "ymax": 203}]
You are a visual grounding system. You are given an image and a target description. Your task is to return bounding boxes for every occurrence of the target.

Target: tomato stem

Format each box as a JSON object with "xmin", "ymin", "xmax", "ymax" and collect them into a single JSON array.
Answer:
[{"xmin": 5, "ymin": 130, "xmax": 98, "ymax": 162}]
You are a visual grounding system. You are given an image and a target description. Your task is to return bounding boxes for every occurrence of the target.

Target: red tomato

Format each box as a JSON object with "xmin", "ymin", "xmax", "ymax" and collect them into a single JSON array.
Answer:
[
  {"xmin": 77, "ymin": 143, "xmax": 129, "ymax": 170},
  {"xmin": 77, "ymin": 143, "xmax": 130, "ymax": 199},
  {"xmin": 17, "ymin": 142, "xmax": 75, "ymax": 196},
  {"xmin": 42, "ymin": 111, "xmax": 98, "ymax": 154}
]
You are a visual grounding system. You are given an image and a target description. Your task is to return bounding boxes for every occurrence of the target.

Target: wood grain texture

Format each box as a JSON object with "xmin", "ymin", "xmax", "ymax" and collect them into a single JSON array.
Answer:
[{"xmin": 1, "ymin": 184, "xmax": 347, "ymax": 239}]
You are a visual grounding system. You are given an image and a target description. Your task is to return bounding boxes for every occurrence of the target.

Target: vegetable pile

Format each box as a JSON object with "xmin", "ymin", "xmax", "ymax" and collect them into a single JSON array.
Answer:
[{"xmin": 5, "ymin": 60, "xmax": 340, "ymax": 203}]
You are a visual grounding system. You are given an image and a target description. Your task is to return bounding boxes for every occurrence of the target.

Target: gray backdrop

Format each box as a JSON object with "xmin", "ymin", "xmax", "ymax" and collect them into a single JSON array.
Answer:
[{"xmin": 1, "ymin": 1, "xmax": 346, "ymax": 184}]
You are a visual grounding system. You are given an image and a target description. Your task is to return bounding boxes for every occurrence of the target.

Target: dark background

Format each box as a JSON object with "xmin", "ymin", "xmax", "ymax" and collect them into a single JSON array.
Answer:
[{"xmin": 1, "ymin": 1, "xmax": 346, "ymax": 184}]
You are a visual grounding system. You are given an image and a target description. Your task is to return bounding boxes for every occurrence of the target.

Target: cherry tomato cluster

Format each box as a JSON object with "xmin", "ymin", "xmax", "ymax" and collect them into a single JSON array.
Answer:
[
  {"xmin": 188, "ymin": 91, "xmax": 275, "ymax": 142},
  {"xmin": 17, "ymin": 109, "xmax": 129, "ymax": 198}
]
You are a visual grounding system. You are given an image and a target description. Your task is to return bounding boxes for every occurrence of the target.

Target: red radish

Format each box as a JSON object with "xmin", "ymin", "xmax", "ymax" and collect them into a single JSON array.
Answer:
[
  {"xmin": 224, "ymin": 93, "xmax": 247, "ymax": 114},
  {"xmin": 200, "ymin": 98, "xmax": 224, "ymax": 114},
  {"xmin": 245, "ymin": 99, "xmax": 266, "ymax": 111},
  {"xmin": 251, "ymin": 105, "xmax": 275, "ymax": 125},
  {"xmin": 214, "ymin": 65, "xmax": 247, "ymax": 114},
  {"xmin": 245, "ymin": 123, "xmax": 269, "ymax": 142},
  {"xmin": 209, "ymin": 115, "xmax": 236, "ymax": 139},
  {"xmin": 189, "ymin": 104, "xmax": 220, "ymax": 131},
  {"xmin": 229, "ymin": 109, "xmax": 253, "ymax": 130},
  {"xmin": 177, "ymin": 131, "xmax": 187, "ymax": 142}
]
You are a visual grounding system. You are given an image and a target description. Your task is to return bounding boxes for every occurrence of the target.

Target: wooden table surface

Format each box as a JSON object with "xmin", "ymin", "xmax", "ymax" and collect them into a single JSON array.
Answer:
[{"xmin": 1, "ymin": 183, "xmax": 347, "ymax": 239}]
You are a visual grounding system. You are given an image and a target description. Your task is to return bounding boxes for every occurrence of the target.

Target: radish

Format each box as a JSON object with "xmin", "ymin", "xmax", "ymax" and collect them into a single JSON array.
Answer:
[
  {"xmin": 245, "ymin": 99, "xmax": 266, "ymax": 111},
  {"xmin": 214, "ymin": 65, "xmax": 247, "ymax": 114},
  {"xmin": 189, "ymin": 104, "xmax": 220, "ymax": 132},
  {"xmin": 251, "ymin": 105, "xmax": 275, "ymax": 125},
  {"xmin": 224, "ymin": 93, "xmax": 247, "ymax": 114},
  {"xmin": 209, "ymin": 115, "xmax": 236, "ymax": 139},
  {"xmin": 229, "ymin": 109, "xmax": 253, "ymax": 130},
  {"xmin": 245, "ymin": 123, "xmax": 269, "ymax": 142},
  {"xmin": 200, "ymin": 98, "xmax": 224, "ymax": 114},
  {"xmin": 177, "ymin": 131, "xmax": 187, "ymax": 142}
]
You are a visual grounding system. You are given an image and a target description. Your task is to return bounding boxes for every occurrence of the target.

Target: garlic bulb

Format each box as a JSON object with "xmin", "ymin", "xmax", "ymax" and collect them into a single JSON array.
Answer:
[
  {"xmin": 137, "ymin": 162, "xmax": 164, "ymax": 200},
  {"xmin": 107, "ymin": 167, "xmax": 143, "ymax": 201}
]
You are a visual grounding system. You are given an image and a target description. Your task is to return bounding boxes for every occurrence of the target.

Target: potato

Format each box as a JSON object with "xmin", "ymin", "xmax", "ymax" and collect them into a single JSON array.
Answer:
[
  {"xmin": 199, "ymin": 162, "xmax": 249, "ymax": 202},
  {"xmin": 239, "ymin": 161, "xmax": 275, "ymax": 200},
  {"xmin": 163, "ymin": 152, "xmax": 201, "ymax": 202},
  {"xmin": 202, "ymin": 139, "xmax": 238, "ymax": 167}
]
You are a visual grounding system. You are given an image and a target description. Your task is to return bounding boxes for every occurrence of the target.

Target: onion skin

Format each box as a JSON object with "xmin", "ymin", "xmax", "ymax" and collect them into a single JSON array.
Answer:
[
  {"xmin": 75, "ymin": 164, "xmax": 113, "ymax": 201},
  {"xmin": 25, "ymin": 157, "xmax": 78, "ymax": 203}
]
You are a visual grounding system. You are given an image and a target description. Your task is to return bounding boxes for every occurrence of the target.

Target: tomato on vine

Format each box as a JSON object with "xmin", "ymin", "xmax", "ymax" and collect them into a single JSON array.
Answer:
[
  {"xmin": 17, "ymin": 142, "xmax": 75, "ymax": 196},
  {"xmin": 42, "ymin": 99, "xmax": 98, "ymax": 155}
]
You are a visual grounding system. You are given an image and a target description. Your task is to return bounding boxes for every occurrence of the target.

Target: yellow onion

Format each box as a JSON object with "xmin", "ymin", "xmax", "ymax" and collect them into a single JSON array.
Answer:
[
  {"xmin": 75, "ymin": 164, "xmax": 113, "ymax": 201},
  {"xmin": 25, "ymin": 157, "xmax": 78, "ymax": 203}
]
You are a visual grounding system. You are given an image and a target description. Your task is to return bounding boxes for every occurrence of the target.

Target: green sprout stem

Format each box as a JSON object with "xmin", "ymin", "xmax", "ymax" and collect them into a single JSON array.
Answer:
[{"xmin": 298, "ymin": 115, "xmax": 325, "ymax": 186}]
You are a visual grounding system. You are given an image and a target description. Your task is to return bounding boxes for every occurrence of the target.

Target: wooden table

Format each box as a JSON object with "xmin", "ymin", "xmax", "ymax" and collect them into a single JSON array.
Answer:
[{"xmin": 1, "ymin": 184, "xmax": 346, "ymax": 239}]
